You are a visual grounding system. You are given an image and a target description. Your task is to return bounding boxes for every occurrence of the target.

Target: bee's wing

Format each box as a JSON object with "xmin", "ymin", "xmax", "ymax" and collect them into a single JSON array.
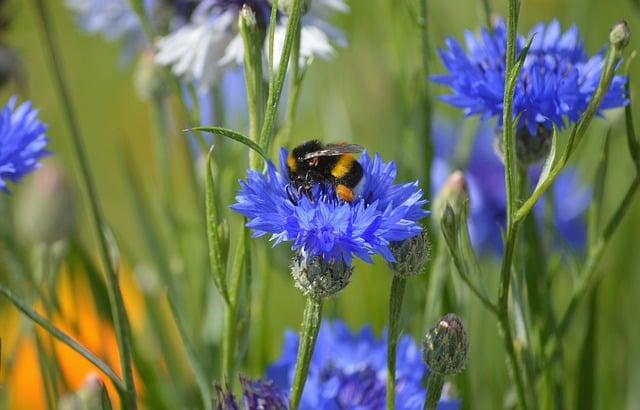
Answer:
[{"xmin": 302, "ymin": 143, "xmax": 364, "ymax": 160}]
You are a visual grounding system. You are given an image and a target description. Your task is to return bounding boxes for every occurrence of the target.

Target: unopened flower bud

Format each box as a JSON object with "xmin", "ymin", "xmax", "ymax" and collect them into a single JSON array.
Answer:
[
  {"xmin": 433, "ymin": 171, "xmax": 468, "ymax": 224},
  {"xmin": 14, "ymin": 161, "xmax": 75, "ymax": 245},
  {"xmin": 291, "ymin": 254, "xmax": 353, "ymax": 298},
  {"xmin": 269, "ymin": 0, "xmax": 311, "ymax": 15},
  {"xmin": 134, "ymin": 50, "xmax": 167, "ymax": 101},
  {"xmin": 240, "ymin": 4, "xmax": 258, "ymax": 29},
  {"xmin": 422, "ymin": 313, "xmax": 469, "ymax": 375},
  {"xmin": 610, "ymin": 21, "xmax": 631, "ymax": 51},
  {"xmin": 388, "ymin": 231, "xmax": 430, "ymax": 277},
  {"xmin": 494, "ymin": 125, "xmax": 553, "ymax": 167},
  {"xmin": 58, "ymin": 373, "xmax": 112, "ymax": 410}
]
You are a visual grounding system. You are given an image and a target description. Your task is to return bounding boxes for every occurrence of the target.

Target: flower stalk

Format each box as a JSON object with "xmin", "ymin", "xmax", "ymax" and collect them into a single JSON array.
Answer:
[
  {"xmin": 423, "ymin": 374, "xmax": 444, "ymax": 410},
  {"xmin": 32, "ymin": 0, "xmax": 136, "ymax": 407},
  {"xmin": 289, "ymin": 296, "xmax": 324, "ymax": 409},
  {"xmin": 386, "ymin": 274, "xmax": 407, "ymax": 410}
]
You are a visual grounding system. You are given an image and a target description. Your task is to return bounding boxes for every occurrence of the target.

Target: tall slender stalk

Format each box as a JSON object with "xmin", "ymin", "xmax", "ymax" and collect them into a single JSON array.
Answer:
[
  {"xmin": 386, "ymin": 275, "xmax": 407, "ymax": 410},
  {"xmin": 418, "ymin": 0, "xmax": 433, "ymax": 199},
  {"xmin": 32, "ymin": 1, "xmax": 136, "ymax": 407},
  {"xmin": 289, "ymin": 296, "xmax": 324, "ymax": 410}
]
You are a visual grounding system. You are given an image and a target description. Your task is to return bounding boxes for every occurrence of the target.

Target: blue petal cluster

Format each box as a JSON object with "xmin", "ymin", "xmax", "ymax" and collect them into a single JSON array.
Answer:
[
  {"xmin": 0, "ymin": 97, "xmax": 49, "ymax": 192},
  {"xmin": 266, "ymin": 320, "xmax": 461, "ymax": 410},
  {"xmin": 431, "ymin": 121, "xmax": 590, "ymax": 254},
  {"xmin": 214, "ymin": 377, "xmax": 288, "ymax": 409},
  {"xmin": 232, "ymin": 148, "xmax": 428, "ymax": 265},
  {"xmin": 433, "ymin": 19, "xmax": 628, "ymax": 135}
]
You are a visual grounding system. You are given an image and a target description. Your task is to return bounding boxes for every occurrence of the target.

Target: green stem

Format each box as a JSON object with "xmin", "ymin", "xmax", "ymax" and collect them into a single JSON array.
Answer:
[
  {"xmin": 0, "ymin": 283, "xmax": 126, "ymax": 395},
  {"xmin": 222, "ymin": 222, "xmax": 249, "ymax": 384},
  {"xmin": 259, "ymin": 0, "xmax": 304, "ymax": 153},
  {"xmin": 166, "ymin": 293, "xmax": 213, "ymax": 410},
  {"xmin": 423, "ymin": 372, "xmax": 445, "ymax": 410},
  {"xmin": 515, "ymin": 45, "xmax": 621, "ymax": 223},
  {"xmin": 387, "ymin": 275, "xmax": 407, "ymax": 410},
  {"xmin": 480, "ymin": 0, "xmax": 493, "ymax": 30},
  {"xmin": 289, "ymin": 296, "xmax": 324, "ymax": 410},
  {"xmin": 282, "ymin": 28, "xmax": 303, "ymax": 147},
  {"xmin": 32, "ymin": 1, "xmax": 136, "ymax": 407},
  {"xmin": 418, "ymin": 0, "xmax": 433, "ymax": 199}
]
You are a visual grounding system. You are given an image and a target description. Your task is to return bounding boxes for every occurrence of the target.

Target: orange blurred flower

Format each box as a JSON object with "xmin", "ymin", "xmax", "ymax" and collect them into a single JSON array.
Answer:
[{"xmin": 1, "ymin": 263, "xmax": 145, "ymax": 410}]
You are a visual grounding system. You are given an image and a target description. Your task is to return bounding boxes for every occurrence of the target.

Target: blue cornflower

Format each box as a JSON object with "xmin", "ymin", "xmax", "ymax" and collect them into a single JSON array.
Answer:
[
  {"xmin": 232, "ymin": 148, "xmax": 428, "ymax": 265},
  {"xmin": 431, "ymin": 120, "xmax": 590, "ymax": 254},
  {"xmin": 214, "ymin": 377, "xmax": 288, "ymax": 409},
  {"xmin": 266, "ymin": 320, "xmax": 461, "ymax": 410},
  {"xmin": 432, "ymin": 19, "xmax": 628, "ymax": 136},
  {"xmin": 0, "ymin": 97, "xmax": 49, "ymax": 192}
]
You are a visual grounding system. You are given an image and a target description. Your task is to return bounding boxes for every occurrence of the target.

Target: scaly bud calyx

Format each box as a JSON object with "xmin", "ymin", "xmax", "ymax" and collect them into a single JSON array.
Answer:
[
  {"xmin": 610, "ymin": 21, "xmax": 631, "ymax": 52},
  {"xmin": 422, "ymin": 313, "xmax": 469, "ymax": 375},
  {"xmin": 291, "ymin": 254, "xmax": 353, "ymax": 298},
  {"xmin": 388, "ymin": 231, "xmax": 430, "ymax": 278}
]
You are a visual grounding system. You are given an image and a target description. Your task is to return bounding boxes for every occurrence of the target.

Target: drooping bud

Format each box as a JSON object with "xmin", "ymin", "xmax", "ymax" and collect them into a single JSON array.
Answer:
[
  {"xmin": 388, "ymin": 230, "xmax": 430, "ymax": 277},
  {"xmin": 58, "ymin": 373, "xmax": 112, "ymax": 410},
  {"xmin": 422, "ymin": 313, "xmax": 469, "ymax": 375},
  {"xmin": 134, "ymin": 50, "xmax": 167, "ymax": 101},
  {"xmin": 494, "ymin": 124, "xmax": 553, "ymax": 167},
  {"xmin": 610, "ymin": 20, "xmax": 631, "ymax": 52},
  {"xmin": 433, "ymin": 170, "xmax": 468, "ymax": 224},
  {"xmin": 14, "ymin": 161, "xmax": 75, "ymax": 245},
  {"xmin": 269, "ymin": 0, "xmax": 311, "ymax": 15},
  {"xmin": 290, "ymin": 254, "xmax": 353, "ymax": 298}
]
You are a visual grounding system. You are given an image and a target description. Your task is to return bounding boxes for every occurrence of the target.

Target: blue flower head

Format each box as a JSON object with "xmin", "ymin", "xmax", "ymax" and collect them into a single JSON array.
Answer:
[
  {"xmin": 431, "ymin": 120, "xmax": 590, "ymax": 254},
  {"xmin": 232, "ymin": 148, "xmax": 428, "ymax": 265},
  {"xmin": 266, "ymin": 320, "xmax": 461, "ymax": 410},
  {"xmin": 0, "ymin": 97, "xmax": 49, "ymax": 192},
  {"xmin": 214, "ymin": 376, "xmax": 288, "ymax": 409},
  {"xmin": 432, "ymin": 19, "xmax": 628, "ymax": 136}
]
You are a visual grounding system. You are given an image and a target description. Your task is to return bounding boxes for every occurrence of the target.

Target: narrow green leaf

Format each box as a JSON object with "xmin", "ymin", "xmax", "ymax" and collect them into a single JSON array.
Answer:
[
  {"xmin": 188, "ymin": 127, "xmax": 270, "ymax": 162},
  {"xmin": 575, "ymin": 289, "xmax": 598, "ymax": 410},
  {"xmin": 534, "ymin": 124, "xmax": 559, "ymax": 193},
  {"xmin": 0, "ymin": 283, "xmax": 126, "ymax": 395},
  {"xmin": 205, "ymin": 148, "xmax": 230, "ymax": 305}
]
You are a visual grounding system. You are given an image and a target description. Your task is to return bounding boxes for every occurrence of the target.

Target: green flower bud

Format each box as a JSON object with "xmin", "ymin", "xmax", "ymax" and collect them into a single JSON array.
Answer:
[
  {"xmin": 134, "ymin": 50, "xmax": 167, "ymax": 101},
  {"xmin": 14, "ymin": 161, "xmax": 75, "ymax": 245},
  {"xmin": 291, "ymin": 254, "xmax": 353, "ymax": 298},
  {"xmin": 610, "ymin": 20, "xmax": 631, "ymax": 52},
  {"xmin": 58, "ymin": 374, "xmax": 112, "ymax": 410},
  {"xmin": 422, "ymin": 313, "xmax": 469, "ymax": 375},
  {"xmin": 433, "ymin": 171, "xmax": 468, "ymax": 225},
  {"xmin": 388, "ymin": 231, "xmax": 430, "ymax": 278}
]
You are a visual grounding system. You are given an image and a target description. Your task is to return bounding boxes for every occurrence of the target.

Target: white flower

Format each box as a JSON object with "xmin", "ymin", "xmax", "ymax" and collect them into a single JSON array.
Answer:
[{"xmin": 156, "ymin": 9, "xmax": 238, "ymax": 91}]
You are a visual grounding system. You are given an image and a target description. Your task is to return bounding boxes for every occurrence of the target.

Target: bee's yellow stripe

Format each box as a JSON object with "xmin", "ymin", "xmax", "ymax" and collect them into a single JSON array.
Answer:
[
  {"xmin": 331, "ymin": 154, "xmax": 355, "ymax": 179},
  {"xmin": 287, "ymin": 152, "xmax": 297, "ymax": 172}
]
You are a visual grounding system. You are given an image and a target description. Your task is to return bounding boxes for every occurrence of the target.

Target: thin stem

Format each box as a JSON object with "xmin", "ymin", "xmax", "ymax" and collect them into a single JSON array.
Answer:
[
  {"xmin": 32, "ymin": 1, "xmax": 136, "ymax": 407},
  {"xmin": 0, "ymin": 283, "xmax": 126, "ymax": 395},
  {"xmin": 282, "ymin": 27, "xmax": 303, "ymax": 147},
  {"xmin": 386, "ymin": 275, "xmax": 407, "ymax": 410},
  {"xmin": 268, "ymin": 0, "xmax": 279, "ymax": 83},
  {"xmin": 515, "ymin": 45, "xmax": 620, "ymax": 222},
  {"xmin": 166, "ymin": 292, "xmax": 213, "ymax": 410},
  {"xmin": 259, "ymin": 0, "xmax": 304, "ymax": 152},
  {"xmin": 480, "ymin": 0, "xmax": 493, "ymax": 30},
  {"xmin": 222, "ymin": 222, "xmax": 248, "ymax": 383},
  {"xmin": 423, "ymin": 372, "xmax": 445, "ymax": 410},
  {"xmin": 418, "ymin": 0, "xmax": 434, "ymax": 199},
  {"xmin": 289, "ymin": 296, "xmax": 324, "ymax": 410}
]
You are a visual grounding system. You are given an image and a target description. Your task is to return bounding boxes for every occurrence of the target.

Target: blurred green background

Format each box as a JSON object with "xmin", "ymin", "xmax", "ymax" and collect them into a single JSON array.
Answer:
[{"xmin": 2, "ymin": 0, "xmax": 640, "ymax": 408}]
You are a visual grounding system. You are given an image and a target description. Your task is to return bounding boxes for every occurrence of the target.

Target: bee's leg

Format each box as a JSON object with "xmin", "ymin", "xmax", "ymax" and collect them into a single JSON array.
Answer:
[{"xmin": 285, "ymin": 184, "xmax": 299, "ymax": 205}]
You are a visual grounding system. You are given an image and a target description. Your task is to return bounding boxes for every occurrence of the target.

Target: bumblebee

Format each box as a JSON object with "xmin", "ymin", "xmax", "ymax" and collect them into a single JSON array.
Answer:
[{"xmin": 286, "ymin": 140, "xmax": 365, "ymax": 202}]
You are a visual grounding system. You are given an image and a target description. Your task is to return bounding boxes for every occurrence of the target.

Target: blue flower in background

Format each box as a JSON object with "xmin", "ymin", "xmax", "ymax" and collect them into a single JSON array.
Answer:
[
  {"xmin": 232, "ymin": 148, "xmax": 428, "ymax": 265},
  {"xmin": 431, "ymin": 120, "xmax": 590, "ymax": 254},
  {"xmin": 214, "ymin": 377, "xmax": 288, "ymax": 409},
  {"xmin": 267, "ymin": 320, "xmax": 461, "ymax": 410},
  {"xmin": 432, "ymin": 19, "xmax": 628, "ymax": 136},
  {"xmin": 0, "ymin": 97, "xmax": 49, "ymax": 192}
]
